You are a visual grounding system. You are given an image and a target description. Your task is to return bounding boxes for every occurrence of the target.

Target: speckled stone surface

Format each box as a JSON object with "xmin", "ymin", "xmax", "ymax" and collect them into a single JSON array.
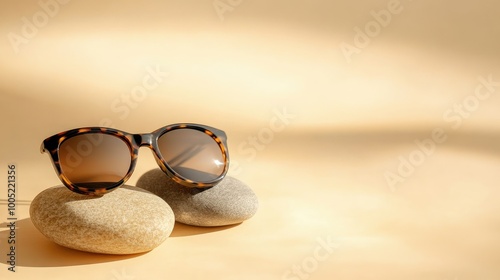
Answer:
[
  {"xmin": 136, "ymin": 169, "xmax": 259, "ymax": 227},
  {"xmin": 30, "ymin": 185, "xmax": 175, "ymax": 255}
]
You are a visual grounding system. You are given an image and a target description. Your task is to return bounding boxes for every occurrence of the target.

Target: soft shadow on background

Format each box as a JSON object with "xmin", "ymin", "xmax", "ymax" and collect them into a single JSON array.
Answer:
[{"xmin": 170, "ymin": 222, "xmax": 240, "ymax": 238}]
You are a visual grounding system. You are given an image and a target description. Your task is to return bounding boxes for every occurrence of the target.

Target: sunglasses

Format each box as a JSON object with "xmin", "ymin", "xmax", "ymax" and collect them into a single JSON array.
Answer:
[{"xmin": 41, "ymin": 124, "xmax": 230, "ymax": 195}]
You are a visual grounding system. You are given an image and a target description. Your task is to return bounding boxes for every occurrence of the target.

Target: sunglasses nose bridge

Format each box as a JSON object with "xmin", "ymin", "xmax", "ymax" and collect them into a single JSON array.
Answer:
[{"xmin": 134, "ymin": 133, "xmax": 154, "ymax": 149}]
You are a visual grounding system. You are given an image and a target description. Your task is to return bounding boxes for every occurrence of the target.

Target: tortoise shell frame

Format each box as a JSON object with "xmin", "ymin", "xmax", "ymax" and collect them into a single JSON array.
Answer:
[{"xmin": 41, "ymin": 123, "xmax": 230, "ymax": 195}]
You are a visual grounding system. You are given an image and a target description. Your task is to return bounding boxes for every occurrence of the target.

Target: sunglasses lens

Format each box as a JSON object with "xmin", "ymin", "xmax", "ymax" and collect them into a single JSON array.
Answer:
[
  {"xmin": 59, "ymin": 133, "xmax": 132, "ymax": 190},
  {"xmin": 157, "ymin": 129, "xmax": 225, "ymax": 183}
]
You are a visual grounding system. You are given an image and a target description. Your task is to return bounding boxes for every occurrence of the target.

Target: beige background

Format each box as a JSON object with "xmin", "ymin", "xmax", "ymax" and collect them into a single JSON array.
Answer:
[{"xmin": 1, "ymin": 0, "xmax": 500, "ymax": 279}]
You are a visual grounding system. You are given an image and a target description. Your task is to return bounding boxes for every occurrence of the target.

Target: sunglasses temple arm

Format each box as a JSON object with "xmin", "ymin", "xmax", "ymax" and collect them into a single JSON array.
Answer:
[
  {"xmin": 210, "ymin": 127, "xmax": 228, "ymax": 142},
  {"xmin": 40, "ymin": 142, "xmax": 47, "ymax": 153}
]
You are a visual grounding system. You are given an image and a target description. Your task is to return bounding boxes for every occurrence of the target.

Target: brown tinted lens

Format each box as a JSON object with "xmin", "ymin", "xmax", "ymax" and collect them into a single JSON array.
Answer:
[
  {"xmin": 157, "ymin": 129, "xmax": 225, "ymax": 182},
  {"xmin": 59, "ymin": 133, "xmax": 132, "ymax": 190}
]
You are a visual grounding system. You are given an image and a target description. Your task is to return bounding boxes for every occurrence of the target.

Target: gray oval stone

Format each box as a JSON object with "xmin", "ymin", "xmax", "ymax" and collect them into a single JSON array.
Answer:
[
  {"xmin": 137, "ymin": 169, "xmax": 259, "ymax": 227},
  {"xmin": 30, "ymin": 185, "xmax": 175, "ymax": 255}
]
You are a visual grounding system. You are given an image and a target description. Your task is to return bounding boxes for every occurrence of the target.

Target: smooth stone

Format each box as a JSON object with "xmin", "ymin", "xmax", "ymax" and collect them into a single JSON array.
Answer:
[
  {"xmin": 137, "ymin": 169, "xmax": 259, "ymax": 227},
  {"xmin": 30, "ymin": 185, "xmax": 175, "ymax": 255}
]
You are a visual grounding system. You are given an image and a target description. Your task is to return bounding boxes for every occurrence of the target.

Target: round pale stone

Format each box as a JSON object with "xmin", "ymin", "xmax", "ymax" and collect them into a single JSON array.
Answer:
[
  {"xmin": 137, "ymin": 169, "xmax": 259, "ymax": 227},
  {"xmin": 30, "ymin": 185, "xmax": 174, "ymax": 255}
]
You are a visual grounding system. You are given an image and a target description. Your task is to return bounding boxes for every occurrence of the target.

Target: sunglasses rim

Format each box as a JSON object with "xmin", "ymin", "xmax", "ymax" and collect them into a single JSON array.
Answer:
[{"xmin": 41, "ymin": 123, "xmax": 230, "ymax": 195}]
